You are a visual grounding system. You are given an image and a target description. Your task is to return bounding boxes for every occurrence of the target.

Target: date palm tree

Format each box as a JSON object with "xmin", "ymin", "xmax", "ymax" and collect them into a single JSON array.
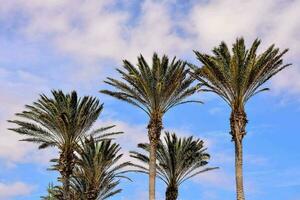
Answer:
[
  {"xmin": 71, "ymin": 137, "xmax": 131, "ymax": 200},
  {"xmin": 189, "ymin": 38, "xmax": 290, "ymax": 200},
  {"xmin": 8, "ymin": 90, "xmax": 120, "ymax": 199},
  {"xmin": 130, "ymin": 132, "xmax": 217, "ymax": 200},
  {"xmin": 100, "ymin": 53, "xmax": 200, "ymax": 200}
]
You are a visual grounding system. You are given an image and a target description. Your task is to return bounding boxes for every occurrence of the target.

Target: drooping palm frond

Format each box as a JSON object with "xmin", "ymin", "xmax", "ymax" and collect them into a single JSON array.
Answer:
[
  {"xmin": 130, "ymin": 132, "xmax": 217, "ymax": 186},
  {"xmin": 8, "ymin": 90, "xmax": 109, "ymax": 149},
  {"xmin": 190, "ymin": 38, "xmax": 291, "ymax": 109},
  {"xmin": 101, "ymin": 53, "xmax": 201, "ymax": 117},
  {"xmin": 71, "ymin": 137, "xmax": 131, "ymax": 200}
]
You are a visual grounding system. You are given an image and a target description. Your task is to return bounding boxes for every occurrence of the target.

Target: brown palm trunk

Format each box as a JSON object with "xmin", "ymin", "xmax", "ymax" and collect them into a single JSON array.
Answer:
[
  {"xmin": 59, "ymin": 149, "xmax": 75, "ymax": 200},
  {"xmin": 62, "ymin": 176, "xmax": 70, "ymax": 200},
  {"xmin": 86, "ymin": 188, "xmax": 98, "ymax": 200},
  {"xmin": 234, "ymin": 139, "xmax": 244, "ymax": 200},
  {"xmin": 148, "ymin": 117, "xmax": 163, "ymax": 200},
  {"xmin": 165, "ymin": 185, "xmax": 178, "ymax": 200},
  {"xmin": 230, "ymin": 109, "xmax": 247, "ymax": 200}
]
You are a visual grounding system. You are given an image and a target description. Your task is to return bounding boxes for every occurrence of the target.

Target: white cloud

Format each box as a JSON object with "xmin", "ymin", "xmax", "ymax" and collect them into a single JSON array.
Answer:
[
  {"xmin": 187, "ymin": 0, "xmax": 300, "ymax": 52},
  {"xmin": 188, "ymin": 0, "xmax": 271, "ymax": 49},
  {"xmin": 272, "ymin": 66, "xmax": 300, "ymax": 97},
  {"xmin": 0, "ymin": 181, "xmax": 34, "ymax": 200},
  {"xmin": 124, "ymin": 0, "xmax": 191, "ymax": 61},
  {"xmin": 20, "ymin": 0, "xmax": 127, "ymax": 61},
  {"xmin": 0, "ymin": 126, "xmax": 57, "ymax": 168},
  {"xmin": 187, "ymin": 0, "xmax": 300, "ymax": 96},
  {"xmin": 0, "ymin": 0, "xmax": 190, "ymax": 81},
  {"xmin": 2, "ymin": 0, "xmax": 299, "ymax": 96},
  {"xmin": 0, "ymin": 68, "xmax": 55, "ymax": 167}
]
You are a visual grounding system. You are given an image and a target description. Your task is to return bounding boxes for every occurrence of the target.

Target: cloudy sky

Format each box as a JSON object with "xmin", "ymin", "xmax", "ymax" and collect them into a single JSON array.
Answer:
[{"xmin": 0, "ymin": 0, "xmax": 300, "ymax": 199}]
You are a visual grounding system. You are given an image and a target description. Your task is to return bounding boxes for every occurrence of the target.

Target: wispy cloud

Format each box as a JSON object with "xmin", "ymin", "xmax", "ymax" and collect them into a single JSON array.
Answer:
[
  {"xmin": 1, "ymin": 0, "xmax": 299, "ymax": 95},
  {"xmin": 0, "ymin": 181, "xmax": 34, "ymax": 200}
]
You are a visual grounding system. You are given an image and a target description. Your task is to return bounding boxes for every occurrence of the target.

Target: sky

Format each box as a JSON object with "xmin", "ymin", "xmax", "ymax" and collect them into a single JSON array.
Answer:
[{"xmin": 0, "ymin": 0, "xmax": 300, "ymax": 199}]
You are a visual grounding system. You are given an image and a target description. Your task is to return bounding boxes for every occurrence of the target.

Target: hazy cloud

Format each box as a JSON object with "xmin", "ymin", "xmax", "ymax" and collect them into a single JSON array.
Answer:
[
  {"xmin": 1, "ymin": 0, "xmax": 299, "ymax": 95},
  {"xmin": 0, "ymin": 181, "xmax": 34, "ymax": 200}
]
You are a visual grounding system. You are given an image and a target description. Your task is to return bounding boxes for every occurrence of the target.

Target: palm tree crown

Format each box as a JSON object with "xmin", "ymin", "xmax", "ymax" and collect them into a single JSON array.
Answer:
[
  {"xmin": 190, "ymin": 38, "xmax": 290, "ymax": 112},
  {"xmin": 101, "ymin": 53, "xmax": 201, "ymax": 119},
  {"xmin": 71, "ymin": 137, "xmax": 131, "ymax": 200},
  {"xmin": 8, "ymin": 90, "xmax": 107, "ymax": 149},
  {"xmin": 130, "ymin": 132, "xmax": 217, "ymax": 200}
]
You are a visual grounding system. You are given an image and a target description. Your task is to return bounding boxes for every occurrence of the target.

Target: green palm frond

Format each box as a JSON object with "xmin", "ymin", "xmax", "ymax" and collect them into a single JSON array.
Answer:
[
  {"xmin": 190, "ymin": 38, "xmax": 291, "ymax": 110},
  {"xmin": 8, "ymin": 90, "xmax": 103, "ymax": 149},
  {"xmin": 71, "ymin": 136, "xmax": 131, "ymax": 200},
  {"xmin": 130, "ymin": 132, "xmax": 217, "ymax": 186},
  {"xmin": 8, "ymin": 90, "xmax": 121, "ymax": 151},
  {"xmin": 100, "ymin": 53, "xmax": 200, "ymax": 117}
]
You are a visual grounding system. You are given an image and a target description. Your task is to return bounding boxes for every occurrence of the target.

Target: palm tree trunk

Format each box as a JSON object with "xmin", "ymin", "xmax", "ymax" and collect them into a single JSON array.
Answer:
[
  {"xmin": 165, "ymin": 185, "xmax": 178, "ymax": 200},
  {"xmin": 234, "ymin": 139, "xmax": 244, "ymax": 200},
  {"xmin": 62, "ymin": 175, "xmax": 70, "ymax": 200},
  {"xmin": 149, "ymin": 139, "xmax": 158, "ymax": 200},
  {"xmin": 59, "ymin": 149, "xmax": 75, "ymax": 200},
  {"xmin": 230, "ymin": 110, "xmax": 247, "ymax": 200},
  {"xmin": 86, "ymin": 188, "xmax": 98, "ymax": 200},
  {"xmin": 147, "ymin": 117, "xmax": 163, "ymax": 200}
]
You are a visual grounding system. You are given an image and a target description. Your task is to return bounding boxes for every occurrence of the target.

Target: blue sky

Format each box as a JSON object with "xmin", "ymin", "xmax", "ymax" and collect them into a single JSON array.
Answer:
[{"xmin": 0, "ymin": 0, "xmax": 300, "ymax": 199}]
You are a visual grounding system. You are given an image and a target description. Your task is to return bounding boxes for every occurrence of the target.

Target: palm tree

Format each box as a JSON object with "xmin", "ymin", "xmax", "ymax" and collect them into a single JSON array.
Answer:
[
  {"xmin": 100, "ymin": 53, "xmax": 200, "ymax": 200},
  {"xmin": 189, "ymin": 38, "xmax": 290, "ymax": 200},
  {"xmin": 71, "ymin": 136, "xmax": 131, "ymax": 200},
  {"xmin": 130, "ymin": 132, "xmax": 217, "ymax": 200},
  {"xmin": 8, "ymin": 90, "xmax": 120, "ymax": 199},
  {"xmin": 41, "ymin": 183, "xmax": 63, "ymax": 200}
]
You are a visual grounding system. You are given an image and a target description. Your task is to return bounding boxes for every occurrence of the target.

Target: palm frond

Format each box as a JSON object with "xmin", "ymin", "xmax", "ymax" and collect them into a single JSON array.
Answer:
[
  {"xmin": 100, "ymin": 53, "xmax": 200, "ymax": 117},
  {"xmin": 190, "ymin": 38, "xmax": 290, "ymax": 110},
  {"xmin": 70, "ymin": 136, "xmax": 131, "ymax": 199},
  {"xmin": 130, "ymin": 132, "xmax": 217, "ymax": 187}
]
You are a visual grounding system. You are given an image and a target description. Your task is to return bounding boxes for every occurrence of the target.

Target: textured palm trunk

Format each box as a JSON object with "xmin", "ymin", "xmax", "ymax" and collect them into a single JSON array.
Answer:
[
  {"xmin": 147, "ymin": 116, "xmax": 163, "ymax": 200},
  {"xmin": 235, "ymin": 138, "xmax": 244, "ymax": 200},
  {"xmin": 165, "ymin": 185, "xmax": 178, "ymax": 200},
  {"xmin": 62, "ymin": 175, "xmax": 70, "ymax": 200},
  {"xmin": 59, "ymin": 149, "xmax": 75, "ymax": 200},
  {"xmin": 86, "ymin": 188, "xmax": 98, "ymax": 200},
  {"xmin": 230, "ymin": 109, "xmax": 247, "ymax": 200}
]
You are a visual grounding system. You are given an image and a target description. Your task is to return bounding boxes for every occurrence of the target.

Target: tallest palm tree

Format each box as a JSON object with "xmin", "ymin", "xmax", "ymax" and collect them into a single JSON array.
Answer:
[
  {"xmin": 100, "ymin": 53, "xmax": 200, "ymax": 200},
  {"xmin": 190, "ymin": 38, "xmax": 290, "ymax": 200}
]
